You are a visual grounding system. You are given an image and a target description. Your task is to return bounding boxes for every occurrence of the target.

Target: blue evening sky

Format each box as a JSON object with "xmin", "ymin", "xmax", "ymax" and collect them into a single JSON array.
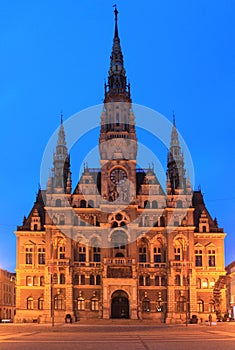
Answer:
[{"xmin": 0, "ymin": 0, "xmax": 234, "ymax": 271}]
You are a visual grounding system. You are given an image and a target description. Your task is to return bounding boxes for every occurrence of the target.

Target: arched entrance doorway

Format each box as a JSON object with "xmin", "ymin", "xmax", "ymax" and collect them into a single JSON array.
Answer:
[{"xmin": 111, "ymin": 290, "xmax": 129, "ymax": 319}]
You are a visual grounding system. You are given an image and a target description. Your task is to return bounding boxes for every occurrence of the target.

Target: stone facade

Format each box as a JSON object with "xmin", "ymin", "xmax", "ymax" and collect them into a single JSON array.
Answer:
[{"xmin": 15, "ymin": 9, "xmax": 227, "ymax": 324}]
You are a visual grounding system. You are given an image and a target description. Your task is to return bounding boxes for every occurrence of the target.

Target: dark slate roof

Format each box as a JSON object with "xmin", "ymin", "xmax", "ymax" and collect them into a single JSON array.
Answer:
[
  {"xmin": 192, "ymin": 190, "xmax": 223, "ymax": 232},
  {"xmin": 17, "ymin": 190, "xmax": 45, "ymax": 231}
]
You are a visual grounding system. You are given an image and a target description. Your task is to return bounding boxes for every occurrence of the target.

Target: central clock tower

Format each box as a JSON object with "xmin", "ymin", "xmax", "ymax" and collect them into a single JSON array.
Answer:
[{"xmin": 99, "ymin": 9, "xmax": 137, "ymax": 203}]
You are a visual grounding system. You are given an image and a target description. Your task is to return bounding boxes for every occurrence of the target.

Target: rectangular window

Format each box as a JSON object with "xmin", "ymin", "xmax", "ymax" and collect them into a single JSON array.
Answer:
[
  {"xmin": 195, "ymin": 255, "xmax": 202, "ymax": 267},
  {"xmin": 174, "ymin": 248, "xmax": 181, "ymax": 261},
  {"xmin": 91, "ymin": 300, "xmax": 99, "ymax": 311},
  {"xmin": 26, "ymin": 248, "xmax": 33, "ymax": 264}
]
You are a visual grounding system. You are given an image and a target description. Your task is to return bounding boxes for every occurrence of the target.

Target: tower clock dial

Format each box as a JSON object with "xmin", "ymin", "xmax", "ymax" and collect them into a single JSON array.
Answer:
[{"xmin": 110, "ymin": 168, "xmax": 127, "ymax": 184}]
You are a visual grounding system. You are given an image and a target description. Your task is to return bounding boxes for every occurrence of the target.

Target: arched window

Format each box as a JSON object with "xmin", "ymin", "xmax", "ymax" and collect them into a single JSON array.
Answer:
[
  {"xmin": 54, "ymin": 294, "xmax": 65, "ymax": 310},
  {"xmin": 91, "ymin": 298, "xmax": 99, "ymax": 311},
  {"xmin": 88, "ymin": 200, "xmax": 94, "ymax": 208},
  {"xmin": 152, "ymin": 200, "xmax": 158, "ymax": 209},
  {"xmin": 209, "ymin": 300, "xmax": 215, "ymax": 313},
  {"xmin": 175, "ymin": 275, "xmax": 181, "ymax": 286},
  {"xmin": 155, "ymin": 276, "xmax": 160, "ymax": 286},
  {"xmin": 60, "ymin": 273, "xmax": 65, "ymax": 284},
  {"xmin": 90, "ymin": 275, "xmax": 95, "ymax": 285},
  {"xmin": 142, "ymin": 298, "xmax": 150, "ymax": 312},
  {"xmin": 56, "ymin": 199, "xmax": 61, "ymax": 207},
  {"xmin": 177, "ymin": 296, "xmax": 186, "ymax": 312},
  {"xmin": 197, "ymin": 300, "xmax": 204, "ymax": 313},
  {"xmin": 209, "ymin": 278, "xmax": 215, "ymax": 288},
  {"xmin": 59, "ymin": 215, "xmax": 65, "ymax": 225},
  {"xmin": 40, "ymin": 276, "xmax": 44, "ymax": 286},
  {"xmin": 80, "ymin": 200, "xmax": 86, "ymax": 208},
  {"xmin": 27, "ymin": 297, "xmax": 34, "ymax": 310},
  {"xmin": 144, "ymin": 200, "xmax": 150, "ymax": 209},
  {"xmin": 77, "ymin": 297, "xmax": 85, "ymax": 310},
  {"xmin": 96, "ymin": 275, "xmax": 101, "ymax": 285},
  {"xmin": 33, "ymin": 276, "xmax": 37, "ymax": 286},
  {"xmin": 81, "ymin": 275, "xmax": 85, "ymax": 285},
  {"xmin": 146, "ymin": 274, "xmax": 151, "ymax": 286},
  {"xmin": 196, "ymin": 278, "xmax": 201, "ymax": 289},
  {"xmin": 202, "ymin": 278, "xmax": 208, "ymax": 288},
  {"xmin": 38, "ymin": 297, "xmax": 44, "ymax": 310}
]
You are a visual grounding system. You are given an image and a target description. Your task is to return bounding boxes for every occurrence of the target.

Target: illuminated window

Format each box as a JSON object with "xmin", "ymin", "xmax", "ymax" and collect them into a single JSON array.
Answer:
[
  {"xmin": 38, "ymin": 297, "xmax": 44, "ymax": 310},
  {"xmin": 54, "ymin": 295, "xmax": 65, "ymax": 310},
  {"xmin": 201, "ymin": 278, "xmax": 208, "ymax": 288},
  {"xmin": 91, "ymin": 298, "xmax": 99, "ymax": 311},
  {"xmin": 26, "ymin": 276, "xmax": 32, "ymax": 286},
  {"xmin": 198, "ymin": 300, "xmax": 204, "ymax": 313},
  {"xmin": 77, "ymin": 298, "xmax": 85, "ymax": 310}
]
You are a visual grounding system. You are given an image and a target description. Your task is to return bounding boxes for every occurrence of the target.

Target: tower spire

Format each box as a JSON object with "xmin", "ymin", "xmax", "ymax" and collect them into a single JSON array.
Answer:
[
  {"xmin": 104, "ymin": 7, "xmax": 131, "ymax": 103},
  {"xmin": 167, "ymin": 115, "xmax": 186, "ymax": 194}
]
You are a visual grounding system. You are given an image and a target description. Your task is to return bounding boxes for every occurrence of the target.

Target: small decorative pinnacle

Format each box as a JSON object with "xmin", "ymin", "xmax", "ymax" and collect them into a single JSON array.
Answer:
[{"xmin": 60, "ymin": 111, "xmax": 63, "ymax": 125}]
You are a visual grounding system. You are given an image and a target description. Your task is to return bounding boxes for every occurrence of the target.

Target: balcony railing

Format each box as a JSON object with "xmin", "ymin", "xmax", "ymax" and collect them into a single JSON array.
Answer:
[
  {"xmin": 104, "ymin": 258, "xmax": 135, "ymax": 265},
  {"xmin": 73, "ymin": 262, "xmax": 102, "ymax": 268},
  {"xmin": 170, "ymin": 261, "xmax": 192, "ymax": 268},
  {"xmin": 138, "ymin": 262, "xmax": 167, "ymax": 269}
]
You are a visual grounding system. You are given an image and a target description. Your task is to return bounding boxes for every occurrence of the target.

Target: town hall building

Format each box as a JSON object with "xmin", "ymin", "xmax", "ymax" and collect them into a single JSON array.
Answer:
[{"xmin": 15, "ymin": 9, "xmax": 227, "ymax": 323}]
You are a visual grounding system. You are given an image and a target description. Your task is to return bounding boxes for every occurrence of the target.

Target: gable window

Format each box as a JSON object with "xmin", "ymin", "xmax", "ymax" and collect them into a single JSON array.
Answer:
[
  {"xmin": 78, "ymin": 246, "xmax": 86, "ymax": 262},
  {"xmin": 139, "ymin": 247, "xmax": 147, "ymax": 262},
  {"xmin": 59, "ymin": 246, "xmax": 65, "ymax": 259}
]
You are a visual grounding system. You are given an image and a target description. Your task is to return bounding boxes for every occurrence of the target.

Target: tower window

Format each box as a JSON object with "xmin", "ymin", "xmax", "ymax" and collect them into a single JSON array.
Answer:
[
  {"xmin": 174, "ymin": 247, "xmax": 181, "ymax": 261},
  {"xmin": 195, "ymin": 249, "xmax": 202, "ymax": 267},
  {"xmin": 208, "ymin": 250, "xmax": 216, "ymax": 267},
  {"xmin": 25, "ymin": 247, "xmax": 33, "ymax": 265}
]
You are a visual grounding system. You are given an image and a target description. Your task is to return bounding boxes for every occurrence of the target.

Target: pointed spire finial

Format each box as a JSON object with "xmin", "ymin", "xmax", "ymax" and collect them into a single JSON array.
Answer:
[
  {"xmin": 60, "ymin": 111, "xmax": 63, "ymax": 125},
  {"xmin": 172, "ymin": 110, "xmax": 176, "ymax": 127},
  {"xmin": 113, "ymin": 4, "xmax": 119, "ymax": 38}
]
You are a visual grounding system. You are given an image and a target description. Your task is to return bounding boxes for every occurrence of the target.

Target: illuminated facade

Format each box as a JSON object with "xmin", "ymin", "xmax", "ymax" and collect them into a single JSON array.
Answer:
[
  {"xmin": 15, "ymin": 9, "xmax": 227, "ymax": 324},
  {"xmin": 0, "ymin": 268, "xmax": 16, "ymax": 321}
]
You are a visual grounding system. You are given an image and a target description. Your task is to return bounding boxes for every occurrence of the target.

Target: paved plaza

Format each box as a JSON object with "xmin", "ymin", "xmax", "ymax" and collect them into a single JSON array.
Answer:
[{"xmin": 0, "ymin": 321, "xmax": 235, "ymax": 350}]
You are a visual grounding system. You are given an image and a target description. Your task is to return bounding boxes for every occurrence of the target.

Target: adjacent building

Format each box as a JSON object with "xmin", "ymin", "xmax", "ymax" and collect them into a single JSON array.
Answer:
[
  {"xmin": 226, "ymin": 261, "xmax": 235, "ymax": 319},
  {"xmin": 0, "ymin": 268, "xmax": 16, "ymax": 321},
  {"xmin": 15, "ymin": 9, "xmax": 227, "ymax": 324}
]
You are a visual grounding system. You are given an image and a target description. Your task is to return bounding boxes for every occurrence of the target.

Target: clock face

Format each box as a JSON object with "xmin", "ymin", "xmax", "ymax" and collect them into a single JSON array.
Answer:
[{"xmin": 110, "ymin": 168, "xmax": 127, "ymax": 185}]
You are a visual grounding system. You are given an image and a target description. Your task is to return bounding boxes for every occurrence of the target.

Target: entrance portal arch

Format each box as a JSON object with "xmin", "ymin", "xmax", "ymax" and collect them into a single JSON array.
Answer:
[{"xmin": 111, "ymin": 290, "xmax": 129, "ymax": 319}]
